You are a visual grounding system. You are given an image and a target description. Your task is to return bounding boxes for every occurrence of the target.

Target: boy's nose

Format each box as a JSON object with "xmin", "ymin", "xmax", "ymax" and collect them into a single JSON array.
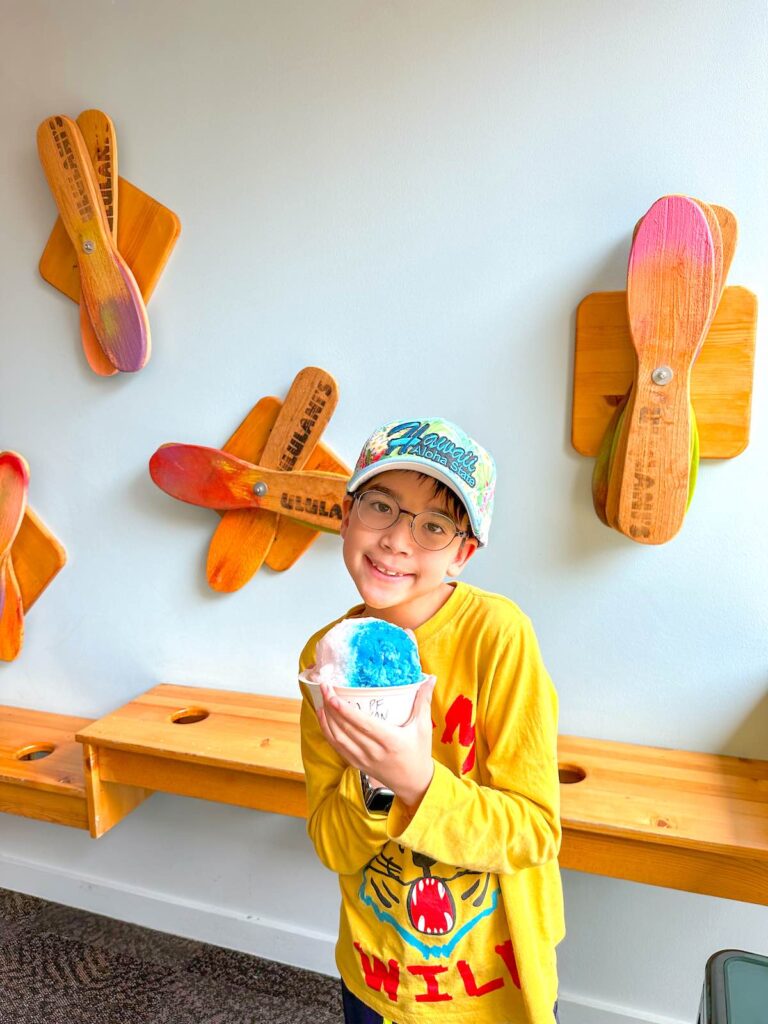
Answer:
[{"xmin": 379, "ymin": 513, "xmax": 413, "ymax": 553}]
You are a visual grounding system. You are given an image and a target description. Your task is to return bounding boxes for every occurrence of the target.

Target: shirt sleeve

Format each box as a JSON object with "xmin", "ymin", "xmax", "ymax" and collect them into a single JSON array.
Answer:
[
  {"xmin": 386, "ymin": 615, "xmax": 561, "ymax": 875},
  {"xmin": 299, "ymin": 644, "xmax": 390, "ymax": 875}
]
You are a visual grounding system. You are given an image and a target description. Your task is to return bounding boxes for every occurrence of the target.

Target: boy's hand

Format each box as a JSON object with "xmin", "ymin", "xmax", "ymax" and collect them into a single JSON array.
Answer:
[{"xmin": 317, "ymin": 677, "xmax": 437, "ymax": 815}]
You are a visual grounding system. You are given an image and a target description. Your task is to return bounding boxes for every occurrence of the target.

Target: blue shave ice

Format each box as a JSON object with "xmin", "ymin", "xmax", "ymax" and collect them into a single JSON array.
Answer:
[{"xmin": 312, "ymin": 618, "xmax": 422, "ymax": 688}]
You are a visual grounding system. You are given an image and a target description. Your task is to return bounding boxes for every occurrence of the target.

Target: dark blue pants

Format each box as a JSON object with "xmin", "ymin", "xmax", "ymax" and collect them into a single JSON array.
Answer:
[{"xmin": 341, "ymin": 981, "xmax": 560, "ymax": 1023}]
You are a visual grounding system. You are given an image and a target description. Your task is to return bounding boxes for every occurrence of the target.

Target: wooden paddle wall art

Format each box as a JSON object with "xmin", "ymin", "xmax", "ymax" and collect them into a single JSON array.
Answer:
[
  {"xmin": 0, "ymin": 451, "xmax": 66, "ymax": 662},
  {"xmin": 149, "ymin": 367, "xmax": 350, "ymax": 590},
  {"xmin": 38, "ymin": 110, "xmax": 181, "ymax": 376},
  {"xmin": 573, "ymin": 196, "xmax": 757, "ymax": 545}
]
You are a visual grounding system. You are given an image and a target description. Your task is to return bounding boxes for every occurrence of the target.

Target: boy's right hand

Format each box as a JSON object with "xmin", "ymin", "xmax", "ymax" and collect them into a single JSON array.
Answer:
[{"xmin": 317, "ymin": 676, "xmax": 437, "ymax": 816}]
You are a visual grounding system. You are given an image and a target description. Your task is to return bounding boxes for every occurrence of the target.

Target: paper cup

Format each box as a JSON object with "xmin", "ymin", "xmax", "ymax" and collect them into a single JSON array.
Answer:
[{"xmin": 299, "ymin": 671, "xmax": 429, "ymax": 727}]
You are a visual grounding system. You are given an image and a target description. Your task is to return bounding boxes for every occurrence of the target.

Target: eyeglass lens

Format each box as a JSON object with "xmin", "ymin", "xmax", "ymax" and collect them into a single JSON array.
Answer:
[{"xmin": 356, "ymin": 490, "xmax": 459, "ymax": 551}]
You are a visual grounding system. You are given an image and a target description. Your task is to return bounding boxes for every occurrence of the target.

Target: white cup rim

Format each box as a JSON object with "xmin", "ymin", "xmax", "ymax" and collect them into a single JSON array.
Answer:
[{"xmin": 298, "ymin": 671, "xmax": 428, "ymax": 694}]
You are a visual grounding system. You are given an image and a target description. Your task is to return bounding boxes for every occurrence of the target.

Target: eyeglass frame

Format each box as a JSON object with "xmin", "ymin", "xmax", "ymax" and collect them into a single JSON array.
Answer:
[{"xmin": 350, "ymin": 487, "xmax": 470, "ymax": 551}]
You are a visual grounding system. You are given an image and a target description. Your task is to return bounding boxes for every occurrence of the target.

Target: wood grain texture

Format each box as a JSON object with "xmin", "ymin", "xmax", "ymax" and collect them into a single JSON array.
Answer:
[
  {"xmin": 40, "ymin": 178, "xmax": 180, "ymax": 306},
  {"xmin": 216, "ymin": 396, "xmax": 350, "ymax": 573},
  {"xmin": 75, "ymin": 110, "xmax": 119, "ymax": 376},
  {"xmin": 150, "ymin": 444, "xmax": 346, "ymax": 531},
  {"xmin": 0, "ymin": 559, "xmax": 24, "ymax": 662},
  {"xmin": 37, "ymin": 115, "xmax": 150, "ymax": 372},
  {"xmin": 710, "ymin": 205, "xmax": 738, "ymax": 282},
  {"xmin": 207, "ymin": 368, "xmax": 339, "ymax": 591},
  {"xmin": 76, "ymin": 684, "xmax": 305, "ymax": 779},
  {"xmin": 559, "ymin": 833, "xmax": 768, "ymax": 905},
  {"xmin": 10, "ymin": 507, "xmax": 67, "ymax": 612},
  {"xmin": 99, "ymin": 747, "xmax": 307, "ymax": 819},
  {"xmin": 0, "ymin": 705, "xmax": 92, "ymax": 829},
  {"xmin": 81, "ymin": 741, "xmax": 153, "ymax": 839},
  {"xmin": 574, "ymin": 285, "xmax": 757, "ymax": 459},
  {"xmin": 604, "ymin": 196, "xmax": 716, "ymax": 541}
]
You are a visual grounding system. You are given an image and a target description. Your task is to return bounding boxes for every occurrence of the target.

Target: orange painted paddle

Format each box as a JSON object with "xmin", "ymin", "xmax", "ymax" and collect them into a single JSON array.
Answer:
[
  {"xmin": 207, "ymin": 367, "xmax": 339, "ymax": 591},
  {"xmin": 76, "ymin": 110, "xmax": 119, "ymax": 377},
  {"xmin": 710, "ymin": 205, "xmax": 738, "ymax": 288},
  {"xmin": 0, "ymin": 452, "xmax": 30, "ymax": 661},
  {"xmin": 604, "ymin": 196, "xmax": 716, "ymax": 542},
  {"xmin": 37, "ymin": 115, "xmax": 150, "ymax": 372},
  {"xmin": 150, "ymin": 444, "xmax": 346, "ymax": 532}
]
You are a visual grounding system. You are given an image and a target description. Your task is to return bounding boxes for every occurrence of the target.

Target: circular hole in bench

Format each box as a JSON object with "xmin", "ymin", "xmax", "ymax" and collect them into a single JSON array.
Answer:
[
  {"xmin": 558, "ymin": 763, "xmax": 586, "ymax": 785},
  {"xmin": 15, "ymin": 743, "xmax": 56, "ymax": 762},
  {"xmin": 171, "ymin": 707, "xmax": 209, "ymax": 725}
]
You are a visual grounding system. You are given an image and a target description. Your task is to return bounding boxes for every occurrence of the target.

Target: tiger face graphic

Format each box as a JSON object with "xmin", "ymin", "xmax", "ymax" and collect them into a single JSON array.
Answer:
[{"xmin": 359, "ymin": 846, "xmax": 500, "ymax": 959}]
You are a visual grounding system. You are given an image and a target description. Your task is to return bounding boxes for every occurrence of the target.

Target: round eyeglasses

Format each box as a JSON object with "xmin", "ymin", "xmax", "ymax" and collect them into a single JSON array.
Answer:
[{"xmin": 353, "ymin": 488, "xmax": 469, "ymax": 551}]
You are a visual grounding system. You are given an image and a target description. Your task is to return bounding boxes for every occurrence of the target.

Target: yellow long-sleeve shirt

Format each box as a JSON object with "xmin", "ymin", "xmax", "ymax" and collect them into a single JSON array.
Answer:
[{"xmin": 299, "ymin": 582, "xmax": 565, "ymax": 1024}]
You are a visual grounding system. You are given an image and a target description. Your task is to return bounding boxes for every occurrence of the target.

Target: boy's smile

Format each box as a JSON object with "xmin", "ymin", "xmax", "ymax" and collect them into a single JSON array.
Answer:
[{"xmin": 340, "ymin": 470, "xmax": 478, "ymax": 631}]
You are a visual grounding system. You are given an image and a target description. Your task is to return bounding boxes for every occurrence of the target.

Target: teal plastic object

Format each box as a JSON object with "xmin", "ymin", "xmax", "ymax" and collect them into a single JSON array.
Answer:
[{"xmin": 698, "ymin": 949, "xmax": 768, "ymax": 1023}]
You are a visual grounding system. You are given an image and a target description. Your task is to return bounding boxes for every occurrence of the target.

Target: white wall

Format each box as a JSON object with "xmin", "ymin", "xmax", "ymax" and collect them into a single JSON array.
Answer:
[{"xmin": 1, "ymin": 2, "xmax": 766, "ymax": 1021}]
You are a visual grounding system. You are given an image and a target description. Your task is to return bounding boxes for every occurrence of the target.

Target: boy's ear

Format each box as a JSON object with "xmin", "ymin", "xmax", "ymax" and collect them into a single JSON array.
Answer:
[
  {"xmin": 446, "ymin": 536, "xmax": 479, "ymax": 577},
  {"xmin": 340, "ymin": 494, "xmax": 355, "ymax": 538}
]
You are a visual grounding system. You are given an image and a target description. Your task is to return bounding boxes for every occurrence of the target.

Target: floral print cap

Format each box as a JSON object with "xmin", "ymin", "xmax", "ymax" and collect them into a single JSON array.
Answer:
[{"xmin": 347, "ymin": 418, "xmax": 496, "ymax": 546}]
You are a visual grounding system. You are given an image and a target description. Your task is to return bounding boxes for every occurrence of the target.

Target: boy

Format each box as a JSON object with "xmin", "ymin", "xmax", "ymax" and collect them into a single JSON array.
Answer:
[{"xmin": 299, "ymin": 418, "xmax": 564, "ymax": 1024}]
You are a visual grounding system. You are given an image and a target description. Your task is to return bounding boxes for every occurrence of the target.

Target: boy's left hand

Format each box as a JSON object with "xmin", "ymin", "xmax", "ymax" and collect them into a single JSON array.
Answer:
[{"xmin": 317, "ymin": 677, "xmax": 437, "ymax": 814}]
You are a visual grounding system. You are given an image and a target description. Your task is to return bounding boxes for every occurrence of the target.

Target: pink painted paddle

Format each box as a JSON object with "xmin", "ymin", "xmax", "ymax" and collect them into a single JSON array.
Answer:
[
  {"xmin": 37, "ymin": 115, "xmax": 150, "ymax": 373},
  {"xmin": 0, "ymin": 452, "xmax": 30, "ymax": 661},
  {"xmin": 604, "ymin": 196, "xmax": 716, "ymax": 542},
  {"xmin": 76, "ymin": 109, "xmax": 120, "ymax": 377}
]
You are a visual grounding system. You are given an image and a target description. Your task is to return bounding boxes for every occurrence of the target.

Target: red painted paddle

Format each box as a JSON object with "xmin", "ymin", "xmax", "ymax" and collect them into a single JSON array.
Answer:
[{"xmin": 150, "ymin": 444, "xmax": 346, "ymax": 533}]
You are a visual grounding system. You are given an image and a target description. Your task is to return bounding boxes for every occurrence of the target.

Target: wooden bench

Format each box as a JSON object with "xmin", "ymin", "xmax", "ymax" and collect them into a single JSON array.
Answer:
[
  {"xmin": 557, "ymin": 735, "xmax": 768, "ymax": 905},
  {"xmin": 0, "ymin": 705, "xmax": 92, "ymax": 830},
  {"xmin": 75, "ymin": 684, "xmax": 305, "ymax": 837},
  {"xmin": 74, "ymin": 683, "xmax": 768, "ymax": 905},
  {"xmin": 5, "ymin": 686, "xmax": 768, "ymax": 906}
]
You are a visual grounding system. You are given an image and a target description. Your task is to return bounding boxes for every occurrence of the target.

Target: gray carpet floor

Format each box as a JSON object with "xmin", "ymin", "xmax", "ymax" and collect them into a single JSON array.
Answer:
[{"xmin": 0, "ymin": 887, "xmax": 342, "ymax": 1023}]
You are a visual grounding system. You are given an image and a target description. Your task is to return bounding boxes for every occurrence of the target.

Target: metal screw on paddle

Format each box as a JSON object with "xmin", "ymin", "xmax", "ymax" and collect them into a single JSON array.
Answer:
[
  {"xmin": 82, "ymin": 240, "xmax": 95, "ymax": 253},
  {"xmin": 651, "ymin": 365, "xmax": 674, "ymax": 385},
  {"xmin": 252, "ymin": 482, "xmax": 268, "ymax": 497}
]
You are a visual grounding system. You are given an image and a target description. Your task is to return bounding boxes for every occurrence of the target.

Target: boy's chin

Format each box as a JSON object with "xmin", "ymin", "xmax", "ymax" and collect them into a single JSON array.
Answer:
[{"xmin": 356, "ymin": 584, "xmax": 409, "ymax": 611}]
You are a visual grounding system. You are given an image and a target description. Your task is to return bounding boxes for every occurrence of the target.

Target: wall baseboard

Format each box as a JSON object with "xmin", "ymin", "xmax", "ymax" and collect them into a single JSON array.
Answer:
[
  {"xmin": 1, "ymin": 852, "xmax": 687, "ymax": 1024},
  {"xmin": 556, "ymin": 993, "xmax": 689, "ymax": 1024},
  {"xmin": 0, "ymin": 851, "xmax": 337, "ymax": 975}
]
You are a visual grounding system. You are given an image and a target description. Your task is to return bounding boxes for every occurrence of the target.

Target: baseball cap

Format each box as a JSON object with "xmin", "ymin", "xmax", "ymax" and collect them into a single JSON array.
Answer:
[{"xmin": 347, "ymin": 418, "xmax": 496, "ymax": 546}]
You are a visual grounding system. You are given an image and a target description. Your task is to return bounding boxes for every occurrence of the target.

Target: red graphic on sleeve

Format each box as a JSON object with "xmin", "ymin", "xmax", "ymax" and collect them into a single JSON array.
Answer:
[
  {"xmin": 441, "ymin": 695, "xmax": 476, "ymax": 773},
  {"xmin": 354, "ymin": 942, "xmax": 400, "ymax": 1002},
  {"xmin": 407, "ymin": 964, "xmax": 451, "ymax": 1002}
]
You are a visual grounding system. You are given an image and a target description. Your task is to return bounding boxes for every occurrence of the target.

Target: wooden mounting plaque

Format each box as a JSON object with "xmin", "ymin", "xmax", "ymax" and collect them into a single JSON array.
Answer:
[
  {"xmin": 11, "ymin": 507, "xmax": 66, "ymax": 611},
  {"xmin": 40, "ymin": 176, "xmax": 180, "ymax": 304},
  {"xmin": 572, "ymin": 286, "xmax": 757, "ymax": 458},
  {"xmin": 0, "ymin": 705, "xmax": 92, "ymax": 829}
]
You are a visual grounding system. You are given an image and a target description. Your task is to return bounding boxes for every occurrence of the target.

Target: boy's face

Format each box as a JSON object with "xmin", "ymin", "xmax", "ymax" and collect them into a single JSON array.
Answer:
[{"xmin": 340, "ymin": 469, "xmax": 478, "ymax": 629}]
